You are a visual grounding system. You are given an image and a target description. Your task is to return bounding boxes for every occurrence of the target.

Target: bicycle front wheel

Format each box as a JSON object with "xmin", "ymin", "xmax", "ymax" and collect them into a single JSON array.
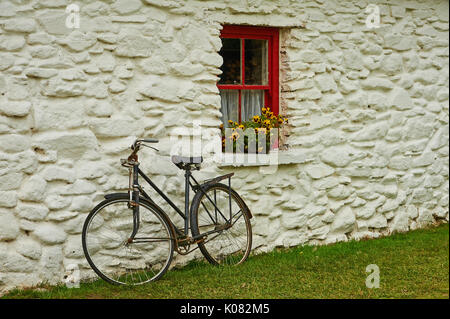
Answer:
[
  {"xmin": 82, "ymin": 197, "xmax": 174, "ymax": 285},
  {"xmin": 190, "ymin": 183, "xmax": 252, "ymax": 266}
]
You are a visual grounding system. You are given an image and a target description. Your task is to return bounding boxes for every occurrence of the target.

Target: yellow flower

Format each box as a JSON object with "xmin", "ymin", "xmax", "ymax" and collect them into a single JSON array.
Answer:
[
  {"xmin": 253, "ymin": 115, "xmax": 260, "ymax": 123},
  {"xmin": 228, "ymin": 120, "xmax": 233, "ymax": 124},
  {"xmin": 234, "ymin": 122, "xmax": 238, "ymax": 127},
  {"xmin": 238, "ymin": 124, "xmax": 245, "ymax": 129},
  {"xmin": 261, "ymin": 107, "xmax": 267, "ymax": 113}
]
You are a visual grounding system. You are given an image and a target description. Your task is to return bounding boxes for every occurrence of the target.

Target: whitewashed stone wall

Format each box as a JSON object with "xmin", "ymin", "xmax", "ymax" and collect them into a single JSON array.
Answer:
[{"xmin": 0, "ymin": 0, "xmax": 448, "ymax": 293}]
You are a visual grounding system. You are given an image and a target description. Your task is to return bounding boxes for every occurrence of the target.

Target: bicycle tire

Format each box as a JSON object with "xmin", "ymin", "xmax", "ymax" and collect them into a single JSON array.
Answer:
[
  {"xmin": 82, "ymin": 195, "xmax": 175, "ymax": 285},
  {"xmin": 190, "ymin": 183, "xmax": 252, "ymax": 266}
]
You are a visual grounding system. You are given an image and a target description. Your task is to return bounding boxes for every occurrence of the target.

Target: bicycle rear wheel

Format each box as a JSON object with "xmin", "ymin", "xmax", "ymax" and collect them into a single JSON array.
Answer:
[
  {"xmin": 82, "ymin": 197, "xmax": 174, "ymax": 285},
  {"xmin": 190, "ymin": 183, "xmax": 252, "ymax": 266}
]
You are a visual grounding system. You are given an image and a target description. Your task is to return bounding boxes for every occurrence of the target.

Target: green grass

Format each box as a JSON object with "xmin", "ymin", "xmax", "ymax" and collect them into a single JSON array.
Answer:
[{"xmin": 3, "ymin": 224, "xmax": 449, "ymax": 299}]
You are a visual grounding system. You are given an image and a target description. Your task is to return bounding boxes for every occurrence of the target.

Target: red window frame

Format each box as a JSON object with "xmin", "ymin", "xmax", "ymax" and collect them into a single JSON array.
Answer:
[{"xmin": 218, "ymin": 25, "xmax": 279, "ymax": 122}]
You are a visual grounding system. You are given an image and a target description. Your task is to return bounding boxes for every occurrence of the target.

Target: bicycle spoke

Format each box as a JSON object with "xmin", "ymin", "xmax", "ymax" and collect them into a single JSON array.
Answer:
[
  {"xmin": 193, "ymin": 185, "xmax": 252, "ymax": 266},
  {"xmin": 83, "ymin": 199, "xmax": 173, "ymax": 285}
]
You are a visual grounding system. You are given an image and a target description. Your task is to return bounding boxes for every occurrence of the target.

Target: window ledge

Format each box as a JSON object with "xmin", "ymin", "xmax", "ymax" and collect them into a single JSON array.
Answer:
[{"xmin": 216, "ymin": 149, "xmax": 315, "ymax": 168}]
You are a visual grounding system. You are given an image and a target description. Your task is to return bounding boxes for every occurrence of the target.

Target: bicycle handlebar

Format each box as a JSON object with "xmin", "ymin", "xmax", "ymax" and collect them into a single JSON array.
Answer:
[{"xmin": 127, "ymin": 138, "xmax": 159, "ymax": 162}]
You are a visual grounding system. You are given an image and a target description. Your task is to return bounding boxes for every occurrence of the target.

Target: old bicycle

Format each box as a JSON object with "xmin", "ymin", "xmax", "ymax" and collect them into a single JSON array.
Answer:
[{"xmin": 82, "ymin": 138, "xmax": 253, "ymax": 285}]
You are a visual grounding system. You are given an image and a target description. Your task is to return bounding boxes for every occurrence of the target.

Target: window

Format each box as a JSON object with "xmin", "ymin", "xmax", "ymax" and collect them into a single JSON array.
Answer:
[{"xmin": 218, "ymin": 25, "xmax": 279, "ymax": 125}]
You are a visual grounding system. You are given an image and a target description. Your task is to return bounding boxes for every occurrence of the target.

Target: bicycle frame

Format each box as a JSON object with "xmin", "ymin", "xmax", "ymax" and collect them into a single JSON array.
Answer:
[{"xmin": 127, "ymin": 161, "xmax": 235, "ymax": 246}]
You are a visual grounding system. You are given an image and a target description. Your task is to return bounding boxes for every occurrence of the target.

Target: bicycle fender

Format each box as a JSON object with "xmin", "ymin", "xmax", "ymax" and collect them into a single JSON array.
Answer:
[{"xmin": 104, "ymin": 193, "xmax": 129, "ymax": 200}]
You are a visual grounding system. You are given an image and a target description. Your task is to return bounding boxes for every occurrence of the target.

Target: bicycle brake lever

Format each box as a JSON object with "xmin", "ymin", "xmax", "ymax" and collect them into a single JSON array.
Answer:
[{"xmin": 141, "ymin": 144, "xmax": 159, "ymax": 152}]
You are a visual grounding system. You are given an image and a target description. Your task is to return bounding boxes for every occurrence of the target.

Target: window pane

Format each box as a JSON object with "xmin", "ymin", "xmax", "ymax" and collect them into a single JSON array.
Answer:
[
  {"xmin": 241, "ymin": 90, "xmax": 264, "ymax": 121},
  {"xmin": 220, "ymin": 89, "xmax": 239, "ymax": 125},
  {"xmin": 219, "ymin": 38, "xmax": 241, "ymax": 85},
  {"xmin": 244, "ymin": 39, "xmax": 268, "ymax": 85}
]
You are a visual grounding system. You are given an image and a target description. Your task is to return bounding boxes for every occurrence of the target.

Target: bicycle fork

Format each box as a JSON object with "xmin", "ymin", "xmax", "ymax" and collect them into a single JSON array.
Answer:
[{"xmin": 127, "ymin": 164, "xmax": 140, "ymax": 243}]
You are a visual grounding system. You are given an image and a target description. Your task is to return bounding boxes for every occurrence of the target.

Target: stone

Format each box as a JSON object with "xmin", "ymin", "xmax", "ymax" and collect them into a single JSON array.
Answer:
[
  {"xmin": 384, "ymin": 34, "xmax": 415, "ymax": 51},
  {"xmin": 414, "ymin": 70, "xmax": 439, "ymax": 85},
  {"xmin": 39, "ymin": 246, "xmax": 63, "ymax": 284},
  {"xmin": 34, "ymin": 223, "xmax": 67, "ymax": 245},
  {"xmin": 0, "ymin": 54, "xmax": 15, "ymax": 71},
  {"xmin": 69, "ymin": 196, "xmax": 93, "ymax": 212},
  {"xmin": 366, "ymin": 214, "xmax": 387, "ymax": 228},
  {"xmin": 380, "ymin": 54, "xmax": 403, "ymax": 75},
  {"xmin": 314, "ymin": 73, "xmax": 338, "ymax": 92},
  {"xmin": 361, "ymin": 78, "xmax": 394, "ymax": 90},
  {"xmin": 352, "ymin": 122, "xmax": 389, "ymax": 141},
  {"xmin": 25, "ymin": 68, "xmax": 58, "ymax": 79},
  {"xmin": 85, "ymin": 99, "xmax": 113, "ymax": 117},
  {"xmin": 412, "ymin": 152, "xmax": 436, "ymax": 167},
  {"xmin": 112, "ymin": 0, "xmax": 142, "ymax": 14},
  {"xmin": 327, "ymin": 185, "xmax": 352, "ymax": 200},
  {"xmin": 46, "ymin": 211, "xmax": 78, "ymax": 222},
  {"xmin": 313, "ymin": 176, "xmax": 340, "ymax": 190},
  {"xmin": 0, "ymin": 2, "xmax": 16, "ymax": 17},
  {"xmin": 27, "ymin": 32, "xmax": 55, "ymax": 45},
  {"xmin": 330, "ymin": 206, "xmax": 355, "ymax": 234},
  {"xmin": 321, "ymin": 146, "xmax": 362, "ymax": 167},
  {"xmin": 44, "ymin": 194, "xmax": 72, "ymax": 210},
  {"xmin": 36, "ymin": 9, "xmax": 68, "ymax": 35},
  {"xmin": 0, "ymin": 191, "xmax": 18, "ymax": 208},
  {"xmin": 90, "ymin": 116, "xmax": 144, "ymax": 138},
  {"xmin": 417, "ymin": 208, "xmax": 434, "ymax": 226},
  {"xmin": 0, "ymin": 172, "xmax": 23, "ymax": 191},
  {"xmin": 139, "ymin": 77, "xmax": 195, "ymax": 103},
  {"xmin": 41, "ymin": 78, "xmax": 84, "ymax": 97},
  {"xmin": 18, "ymin": 176, "xmax": 47, "ymax": 202},
  {"xmin": 404, "ymin": 117, "xmax": 435, "ymax": 140},
  {"xmin": 367, "ymin": 93, "xmax": 388, "ymax": 111},
  {"xmin": 0, "ymin": 210, "xmax": 20, "ymax": 241},
  {"xmin": 388, "ymin": 156, "xmax": 412, "ymax": 170},
  {"xmin": 321, "ymin": 211, "xmax": 335, "ymax": 223},
  {"xmin": 32, "ymin": 129, "xmax": 99, "ymax": 159},
  {"xmin": 305, "ymin": 164, "xmax": 335, "ymax": 179},
  {"xmin": 0, "ymin": 101, "xmax": 31, "ymax": 117},
  {"xmin": 60, "ymin": 180, "xmax": 97, "ymax": 195},
  {"xmin": 389, "ymin": 87, "xmax": 413, "ymax": 110},
  {"xmin": 16, "ymin": 203, "xmax": 49, "ymax": 221},
  {"xmin": 59, "ymin": 31, "xmax": 97, "ymax": 52},
  {"xmin": 0, "ymin": 249, "xmax": 35, "ymax": 273},
  {"xmin": 0, "ymin": 134, "xmax": 30, "ymax": 153},
  {"xmin": 109, "ymin": 80, "xmax": 127, "ymax": 93},
  {"xmin": 41, "ymin": 166, "xmax": 76, "ymax": 183},
  {"xmin": 84, "ymin": 78, "xmax": 109, "ymax": 99},
  {"xmin": 0, "ymin": 35, "xmax": 26, "ymax": 51},
  {"xmin": 281, "ymin": 211, "xmax": 308, "ymax": 229},
  {"xmin": 62, "ymin": 215, "xmax": 86, "ymax": 234},
  {"xmin": 342, "ymin": 50, "xmax": 364, "ymax": 70},
  {"xmin": 115, "ymin": 34, "xmax": 153, "ymax": 57},
  {"xmin": 3, "ymin": 18, "xmax": 37, "ymax": 33},
  {"xmin": 139, "ymin": 56, "xmax": 168, "ymax": 75},
  {"xmin": 34, "ymin": 100, "xmax": 85, "ymax": 130},
  {"xmin": 64, "ymin": 236, "xmax": 84, "ymax": 258},
  {"xmin": 309, "ymin": 225, "xmax": 330, "ymax": 240},
  {"xmin": 14, "ymin": 237, "xmax": 42, "ymax": 260}
]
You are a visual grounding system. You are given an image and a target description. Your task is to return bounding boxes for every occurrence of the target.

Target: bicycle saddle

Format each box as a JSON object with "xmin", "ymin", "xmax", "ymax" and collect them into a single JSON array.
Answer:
[{"xmin": 171, "ymin": 156, "xmax": 203, "ymax": 170}]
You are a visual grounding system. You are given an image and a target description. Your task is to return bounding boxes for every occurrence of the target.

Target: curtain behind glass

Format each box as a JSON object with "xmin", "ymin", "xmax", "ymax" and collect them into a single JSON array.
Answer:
[
  {"xmin": 220, "ymin": 89, "xmax": 264, "ymax": 124},
  {"xmin": 241, "ymin": 90, "xmax": 263, "ymax": 121},
  {"xmin": 220, "ymin": 89, "xmax": 239, "ymax": 125}
]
